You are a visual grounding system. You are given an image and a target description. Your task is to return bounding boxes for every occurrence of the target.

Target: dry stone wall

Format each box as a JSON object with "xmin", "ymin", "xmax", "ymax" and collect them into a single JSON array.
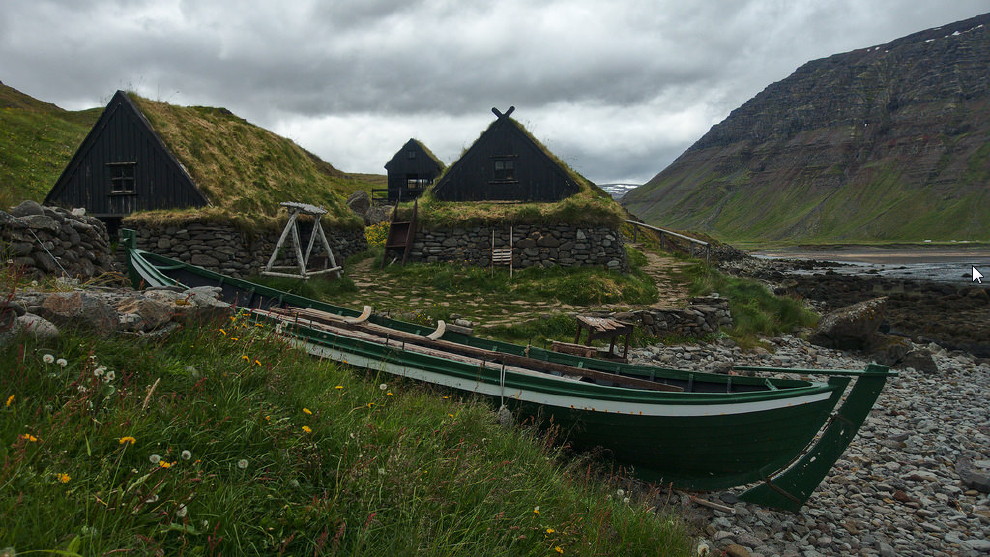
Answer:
[
  {"xmin": 126, "ymin": 221, "xmax": 367, "ymax": 278},
  {"xmin": 1, "ymin": 201, "xmax": 115, "ymax": 279},
  {"xmin": 618, "ymin": 296, "xmax": 733, "ymax": 337},
  {"xmin": 408, "ymin": 224, "xmax": 626, "ymax": 271}
]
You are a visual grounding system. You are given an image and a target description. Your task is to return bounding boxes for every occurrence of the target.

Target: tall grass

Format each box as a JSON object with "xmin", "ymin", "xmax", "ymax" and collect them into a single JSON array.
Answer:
[
  {"xmin": 0, "ymin": 311, "xmax": 692, "ymax": 555},
  {"xmin": 681, "ymin": 262, "xmax": 818, "ymax": 341}
]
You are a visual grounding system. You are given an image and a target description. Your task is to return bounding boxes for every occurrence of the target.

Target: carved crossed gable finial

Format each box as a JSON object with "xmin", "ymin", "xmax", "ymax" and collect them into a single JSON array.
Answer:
[{"xmin": 491, "ymin": 106, "xmax": 516, "ymax": 119}]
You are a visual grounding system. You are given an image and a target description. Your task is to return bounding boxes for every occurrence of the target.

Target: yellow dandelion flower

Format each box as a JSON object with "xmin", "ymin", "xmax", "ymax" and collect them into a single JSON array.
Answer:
[
  {"xmin": 159, "ymin": 461, "xmax": 174, "ymax": 468},
  {"xmin": 56, "ymin": 473, "xmax": 71, "ymax": 484},
  {"xmin": 254, "ymin": 323, "xmax": 264, "ymax": 327},
  {"xmin": 303, "ymin": 408, "xmax": 312, "ymax": 415},
  {"xmin": 219, "ymin": 329, "xmax": 227, "ymax": 336},
  {"xmin": 554, "ymin": 546, "xmax": 564, "ymax": 554},
  {"xmin": 231, "ymin": 337, "xmax": 239, "ymax": 341},
  {"xmin": 20, "ymin": 433, "xmax": 38, "ymax": 443},
  {"xmin": 118, "ymin": 436, "xmax": 136, "ymax": 445},
  {"xmin": 241, "ymin": 355, "xmax": 249, "ymax": 361},
  {"xmin": 5, "ymin": 395, "xmax": 13, "ymax": 407},
  {"xmin": 264, "ymin": 415, "xmax": 271, "ymax": 421},
  {"xmin": 334, "ymin": 385, "xmax": 344, "ymax": 390},
  {"xmin": 367, "ymin": 402, "xmax": 375, "ymax": 408},
  {"xmin": 302, "ymin": 425, "xmax": 312, "ymax": 433},
  {"xmin": 533, "ymin": 506, "xmax": 540, "ymax": 515},
  {"xmin": 254, "ymin": 359, "xmax": 261, "ymax": 366},
  {"xmin": 546, "ymin": 528, "xmax": 556, "ymax": 534},
  {"xmin": 387, "ymin": 392, "xmax": 393, "ymax": 396}
]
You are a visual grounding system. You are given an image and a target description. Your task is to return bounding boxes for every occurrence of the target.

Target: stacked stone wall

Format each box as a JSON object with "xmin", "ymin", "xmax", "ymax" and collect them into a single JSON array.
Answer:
[
  {"xmin": 409, "ymin": 224, "xmax": 626, "ymax": 271},
  {"xmin": 127, "ymin": 221, "xmax": 367, "ymax": 278},
  {"xmin": 1, "ymin": 201, "xmax": 115, "ymax": 279},
  {"xmin": 622, "ymin": 296, "xmax": 733, "ymax": 337}
]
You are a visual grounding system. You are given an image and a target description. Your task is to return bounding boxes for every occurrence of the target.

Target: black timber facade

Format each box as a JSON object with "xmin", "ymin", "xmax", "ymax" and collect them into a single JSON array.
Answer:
[
  {"xmin": 45, "ymin": 91, "xmax": 208, "ymax": 221},
  {"xmin": 431, "ymin": 107, "xmax": 581, "ymax": 203},
  {"xmin": 382, "ymin": 138, "xmax": 444, "ymax": 203}
]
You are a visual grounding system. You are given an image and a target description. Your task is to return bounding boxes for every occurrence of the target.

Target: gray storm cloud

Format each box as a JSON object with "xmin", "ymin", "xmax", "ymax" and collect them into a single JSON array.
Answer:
[{"xmin": 2, "ymin": 0, "xmax": 987, "ymax": 183}]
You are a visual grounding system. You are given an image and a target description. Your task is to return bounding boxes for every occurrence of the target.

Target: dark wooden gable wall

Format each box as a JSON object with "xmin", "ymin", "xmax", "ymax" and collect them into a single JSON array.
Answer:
[
  {"xmin": 45, "ymin": 90, "xmax": 207, "ymax": 218},
  {"xmin": 432, "ymin": 108, "xmax": 581, "ymax": 202},
  {"xmin": 383, "ymin": 138, "xmax": 444, "ymax": 203}
]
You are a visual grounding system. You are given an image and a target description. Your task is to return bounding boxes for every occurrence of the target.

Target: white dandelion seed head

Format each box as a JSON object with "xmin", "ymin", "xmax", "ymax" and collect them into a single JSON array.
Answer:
[
  {"xmin": 237, "ymin": 459, "xmax": 248, "ymax": 469},
  {"xmin": 616, "ymin": 489, "xmax": 625, "ymax": 497},
  {"xmin": 146, "ymin": 494, "xmax": 159, "ymax": 503},
  {"xmin": 181, "ymin": 450, "xmax": 192, "ymax": 460},
  {"xmin": 149, "ymin": 454, "xmax": 161, "ymax": 464},
  {"xmin": 623, "ymin": 497, "xmax": 630, "ymax": 504},
  {"xmin": 56, "ymin": 358, "xmax": 68, "ymax": 368},
  {"xmin": 43, "ymin": 354, "xmax": 55, "ymax": 364},
  {"xmin": 379, "ymin": 383, "xmax": 388, "ymax": 391},
  {"xmin": 176, "ymin": 504, "xmax": 188, "ymax": 518},
  {"xmin": 94, "ymin": 366, "xmax": 105, "ymax": 376},
  {"xmin": 289, "ymin": 479, "xmax": 300, "ymax": 488}
]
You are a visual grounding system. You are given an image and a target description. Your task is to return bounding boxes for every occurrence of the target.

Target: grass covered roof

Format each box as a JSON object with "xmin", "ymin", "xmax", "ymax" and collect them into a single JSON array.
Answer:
[
  {"xmin": 125, "ymin": 93, "xmax": 363, "ymax": 229},
  {"xmin": 412, "ymin": 115, "xmax": 624, "ymax": 228}
]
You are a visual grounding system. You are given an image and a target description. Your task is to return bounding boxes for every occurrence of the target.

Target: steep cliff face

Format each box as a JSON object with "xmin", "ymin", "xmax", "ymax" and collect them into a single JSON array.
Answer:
[{"xmin": 623, "ymin": 14, "xmax": 990, "ymax": 242}]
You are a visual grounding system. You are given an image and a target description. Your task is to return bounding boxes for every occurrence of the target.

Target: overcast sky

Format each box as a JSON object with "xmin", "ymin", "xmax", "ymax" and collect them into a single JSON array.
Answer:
[{"xmin": 2, "ymin": 1, "xmax": 988, "ymax": 184}]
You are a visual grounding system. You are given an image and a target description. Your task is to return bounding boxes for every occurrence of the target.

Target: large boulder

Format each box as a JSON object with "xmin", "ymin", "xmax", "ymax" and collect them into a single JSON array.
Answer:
[
  {"xmin": 116, "ymin": 296, "xmax": 175, "ymax": 332},
  {"xmin": 809, "ymin": 297, "xmax": 888, "ymax": 350},
  {"xmin": 36, "ymin": 291, "xmax": 119, "ymax": 337},
  {"xmin": 346, "ymin": 190, "xmax": 371, "ymax": 217}
]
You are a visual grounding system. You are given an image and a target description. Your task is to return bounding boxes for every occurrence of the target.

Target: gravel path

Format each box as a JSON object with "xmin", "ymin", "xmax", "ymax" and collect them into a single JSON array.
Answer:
[{"xmin": 629, "ymin": 337, "xmax": 990, "ymax": 556}]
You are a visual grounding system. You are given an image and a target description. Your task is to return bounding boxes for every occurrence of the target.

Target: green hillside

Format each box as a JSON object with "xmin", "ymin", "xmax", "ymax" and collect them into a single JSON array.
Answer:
[
  {"xmin": 0, "ymin": 82, "xmax": 99, "ymax": 209},
  {"xmin": 623, "ymin": 14, "xmax": 990, "ymax": 244}
]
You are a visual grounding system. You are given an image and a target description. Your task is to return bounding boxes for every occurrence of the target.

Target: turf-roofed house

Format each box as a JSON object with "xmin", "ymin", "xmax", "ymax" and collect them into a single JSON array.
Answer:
[
  {"xmin": 388, "ymin": 107, "xmax": 627, "ymax": 271},
  {"xmin": 380, "ymin": 138, "xmax": 445, "ymax": 204},
  {"xmin": 45, "ymin": 90, "xmax": 367, "ymax": 278}
]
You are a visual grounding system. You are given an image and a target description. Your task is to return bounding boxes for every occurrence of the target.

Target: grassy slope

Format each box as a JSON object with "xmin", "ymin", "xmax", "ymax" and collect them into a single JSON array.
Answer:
[
  {"xmin": 0, "ymin": 83, "xmax": 100, "ymax": 209},
  {"xmin": 0, "ymin": 313, "xmax": 691, "ymax": 556},
  {"xmin": 625, "ymin": 147, "xmax": 990, "ymax": 244}
]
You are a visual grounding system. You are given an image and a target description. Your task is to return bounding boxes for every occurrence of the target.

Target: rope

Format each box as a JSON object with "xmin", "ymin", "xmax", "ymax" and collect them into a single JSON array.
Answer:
[{"xmin": 28, "ymin": 228, "xmax": 70, "ymax": 278}]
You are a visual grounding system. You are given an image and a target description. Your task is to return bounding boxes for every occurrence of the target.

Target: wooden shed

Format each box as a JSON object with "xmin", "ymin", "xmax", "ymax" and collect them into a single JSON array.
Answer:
[
  {"xmin": 431, "ymin": 107, "xmax": 582, "ymax": 202},
  {"xmin": 381, "ymin": 138, "xmax": 444, "ymax": 204},
  {"xmin": 45, "ymin": 90, "xmax": 208, "ymax": 222}
]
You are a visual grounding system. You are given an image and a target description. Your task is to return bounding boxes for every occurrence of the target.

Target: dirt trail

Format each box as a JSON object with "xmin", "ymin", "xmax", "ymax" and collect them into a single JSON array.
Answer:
[{"xmin": 635, "ymin": 247, "xmax": 692, "ymax": 309}]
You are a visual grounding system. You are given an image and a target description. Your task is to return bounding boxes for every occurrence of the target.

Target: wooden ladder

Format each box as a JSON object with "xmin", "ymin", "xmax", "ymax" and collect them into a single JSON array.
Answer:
[{"xmin": 383, "ymin": 198, "xmax": 418, "ymax": 268}]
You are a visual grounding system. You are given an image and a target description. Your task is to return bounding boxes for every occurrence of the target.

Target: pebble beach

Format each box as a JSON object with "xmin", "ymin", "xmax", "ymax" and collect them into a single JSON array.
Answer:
[{"xmin": 630, "ymin": 336, "xmax": 990, "ymax": 556}]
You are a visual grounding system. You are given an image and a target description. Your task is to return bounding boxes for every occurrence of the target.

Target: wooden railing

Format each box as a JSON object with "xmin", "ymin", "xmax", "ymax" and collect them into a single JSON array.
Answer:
[{"xmin": 625, "ymin": 219, "xmax": 711, "ymax": 264}]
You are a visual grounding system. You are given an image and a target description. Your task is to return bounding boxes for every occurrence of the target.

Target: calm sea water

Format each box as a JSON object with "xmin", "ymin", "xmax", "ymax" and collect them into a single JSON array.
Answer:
[{"xmin": 753, "ymin": 248, "xmax": 990, "ymax": 285}]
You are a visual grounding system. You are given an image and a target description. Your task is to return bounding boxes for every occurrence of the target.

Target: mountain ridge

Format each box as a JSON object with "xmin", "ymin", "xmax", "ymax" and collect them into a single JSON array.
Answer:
[{"xmin": 623, "ymin": 13, "xmax": 990, "ymax": 243}]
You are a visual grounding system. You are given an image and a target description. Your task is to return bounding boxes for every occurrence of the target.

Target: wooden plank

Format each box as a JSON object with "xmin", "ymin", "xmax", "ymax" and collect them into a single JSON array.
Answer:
[{"xmin": 263, "ymin": 307, "xmax": 682, "ymax": 392}]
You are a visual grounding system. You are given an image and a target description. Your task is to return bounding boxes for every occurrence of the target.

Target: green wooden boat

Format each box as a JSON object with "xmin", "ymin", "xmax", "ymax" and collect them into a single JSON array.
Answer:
[{"xmin": 122, "ymin": 230, "xmax": 895, "ymax": 511}]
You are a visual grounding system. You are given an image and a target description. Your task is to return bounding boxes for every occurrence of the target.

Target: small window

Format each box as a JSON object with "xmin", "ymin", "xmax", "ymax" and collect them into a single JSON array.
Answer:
[
  {"xmin": 107, "ymin": 162, "xmax": 136, "ymax": 194},
  {"xmin": 407, "ymin": 150, "xmax": 416, "ymax": 159},
  {"xmin": 494, "ymin": 159, "xmax": 515, "ymax": 181}
]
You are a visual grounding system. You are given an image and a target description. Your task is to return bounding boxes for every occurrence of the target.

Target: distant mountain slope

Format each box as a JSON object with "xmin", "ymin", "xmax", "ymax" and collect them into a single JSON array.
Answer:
[
  {"xmin": 623, "ymin": 14, "xmax": 990, "ymax": 243},
  {"xmin": 0, "ymin": 81, "xmax": 100, "ymax": 207}
]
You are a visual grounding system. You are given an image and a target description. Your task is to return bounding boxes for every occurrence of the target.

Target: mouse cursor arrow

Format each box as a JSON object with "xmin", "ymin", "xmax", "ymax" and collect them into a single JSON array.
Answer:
[{"xmin": 975, "ymin": 267, "xmax": 984, "ymax": 284}]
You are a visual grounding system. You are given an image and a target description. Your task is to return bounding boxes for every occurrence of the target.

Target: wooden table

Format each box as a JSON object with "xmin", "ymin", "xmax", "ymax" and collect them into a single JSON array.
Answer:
[{"xmin": 573, "ymin": 315, "xmax": 634, "ymax": 361}]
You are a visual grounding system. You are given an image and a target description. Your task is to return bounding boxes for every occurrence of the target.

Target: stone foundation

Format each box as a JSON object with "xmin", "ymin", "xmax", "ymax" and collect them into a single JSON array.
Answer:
[
  {"xmin": 407, "ymin": 224, "xmax": 626, "ymax": 271},
  {"xmin": 125, "ymin": 221, "xmax": 367, "ymax": 278}
]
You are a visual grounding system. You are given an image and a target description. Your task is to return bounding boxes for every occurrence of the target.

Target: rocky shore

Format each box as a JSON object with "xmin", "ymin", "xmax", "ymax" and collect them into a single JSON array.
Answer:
[
  {"xmin": 719, "ymin": 254, "xmax": 990, "ymax": 359},
  {"xmin": 629, "ymin": 336, "xmax": 990, "ymax": 556}
]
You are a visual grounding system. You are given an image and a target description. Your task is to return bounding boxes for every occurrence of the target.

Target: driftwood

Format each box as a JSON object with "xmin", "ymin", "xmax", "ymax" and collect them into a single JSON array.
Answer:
[{"xmin": 262, "ymin": 306, "xmax": 683, "ymax": 393}]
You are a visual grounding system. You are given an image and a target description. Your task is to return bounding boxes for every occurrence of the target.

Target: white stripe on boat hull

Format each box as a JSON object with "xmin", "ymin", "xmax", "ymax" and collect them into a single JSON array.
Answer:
[{"xmin": 296, "ymin": 339, "xmax": 832, "ymax": 418}]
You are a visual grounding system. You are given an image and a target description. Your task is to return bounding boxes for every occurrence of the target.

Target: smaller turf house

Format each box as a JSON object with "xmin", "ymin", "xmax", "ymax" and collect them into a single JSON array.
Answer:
[
  {"xmin": 382, "ymin": 138, "xmax": 445, "ymax": 204},
  {"xmin": 46, "ymin": 90, "xmax": 367, "ymax": 278},
  {"xmin": 395, "ymin": 107, "xmax": 627, "ymax": 271}
]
